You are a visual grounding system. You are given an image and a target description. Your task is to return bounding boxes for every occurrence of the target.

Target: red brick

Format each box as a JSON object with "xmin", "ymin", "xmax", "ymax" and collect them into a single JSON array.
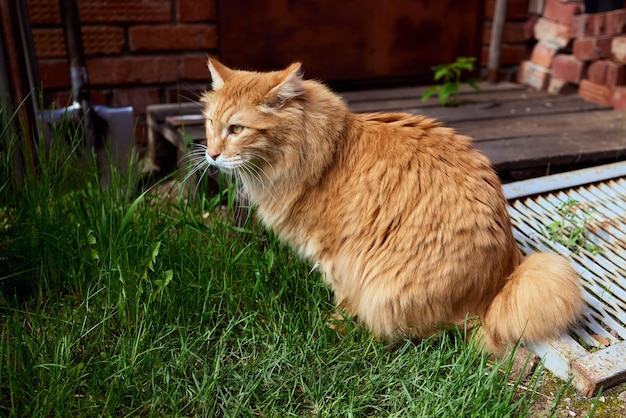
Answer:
[
  {"xmin": 28, "ymin": 0, "xmax": 172, "ymax": 25},
  {"xmin": 593, "ymin": 13, "xmax": 608, "ymax": 36},
  {"xmin": 573, "ymin": 35, "xmax": 614, "ymax": 61},
  {"xmin": 27, "ymin": 0, "xmax": 61, "ymax": 25},
  {"xmin": 38, "ymin": 59, "xmax": 70, "ymax": 89},
  {"xmin": 79, "ymin": 0, "xmax": 171, "ymax": 24},
  {"xmin": 586, "ymin": 60, "xmax": 609, "ymax": 84},
  {"xmin": 484, "ymin": 0, "xmax": 530, "ymax": 21},
  {"xmin": 534, "ymin": 17, "xmax": 571, "ymax": 48},
  {"xmin": 542, "ymin": 0, "xmax": 583, "ymax": 25},
  {"xmin": 606, "ymin": 61, "xmax": 626, "ymax": 87},
  {"xmin": 182, "ymin": 54, "xmax": 216, "ymax": 81},
  {"xmin": 578, "ymin": 79, "xmax": 612, "ymax": 105},
  {"xmin": 571, "ymin": 10, "xmax": 626, "ymax": 37},
  {"xmin": 90, "ymin": 90, "xmax": 108, "ymax": 106},
  {"xmin": 518, "ymin": 60, "xmax": 550, "ymax": 90},
  {"xmin": 32, "ymin": 28, "xmax": 66, "ymax": 59},
  {"xmin": 611, "ymin": 35, "xmax": 626, "ymax": 62},
  {"xmin": 610, "ymin": 86, "xmax": 626, "ymax": 109},
  {"xmin": 45, "ymin": 91, "xmax": 72, "ymax": 109},
  {"xmin": 570, "ymin": 14, "xmax": 596, "ymax": 38},
  {"xmin": 605, "ymin": 9, "xmax": 626, "ymax": 35},
  {"xmin": 32, "ymin": 26, "xmax": 125, "ymax": 59},
  {"xmin": 83, "ymin": 27, "xmax": 126, "ymax": 56},
  {"xmin": 44, "ymin": 89, "xmax": 108, "ymax": 110},
  {"xmin": 547, "ymin": 76, "xmax": 578, "ymax": 95},
  {"xmin": 111, "ymin": 87, "xmax": 161, "ymax": 115},
  {"xmin": 129, "ymin": 24, "xmax": 218, "ymax": 52},
  {"xmin": 481, "ymin": 44, "xmax": 529, "ymax": 66},
  {"xmin": 177, "ymin": 0, "xmax": 217, "ymax": 22},
  {"xmin": 86, "ymin": 56, "xmax": 179, "ymax": 86},
  {"xmin": 551, "ymin": 54, "xmax": 587, "ymax": 83},
  {"xmin": 530, "ymin": 41, "xmax": 560, "ymax": 67}
]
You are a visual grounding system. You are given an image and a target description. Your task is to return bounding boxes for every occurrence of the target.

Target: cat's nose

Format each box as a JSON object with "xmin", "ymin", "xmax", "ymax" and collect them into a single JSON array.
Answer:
[{"xmin": 207, "ymin": 152, "xmax": 220, "ymax": 161}]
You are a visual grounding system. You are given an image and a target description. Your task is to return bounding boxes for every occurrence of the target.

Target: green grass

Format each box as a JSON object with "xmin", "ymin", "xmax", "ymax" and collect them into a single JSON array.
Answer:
[{"xmin": 0, "ymin": 117, "xmax": 575, "ymax": 417}]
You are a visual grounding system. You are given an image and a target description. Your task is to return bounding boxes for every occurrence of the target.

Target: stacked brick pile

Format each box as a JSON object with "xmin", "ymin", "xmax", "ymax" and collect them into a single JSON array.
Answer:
[{"xmin": 519, "ymin": 0, "xmax": 626, "ymax": 109}]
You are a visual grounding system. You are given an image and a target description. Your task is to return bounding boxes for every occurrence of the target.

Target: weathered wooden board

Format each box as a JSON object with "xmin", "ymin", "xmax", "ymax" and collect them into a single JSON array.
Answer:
[
  {"xmin": 454, "ymin": 110, "xmax": 626, "ymax": 142},
  {"xmin": 476, "ymin": 130, "xmax": 626, "ymax": 171},
  {"xmin": 413, "ymin": 95, "xmax": 610, "ymax": 124},
  {"xmin": 347, "ymin": 88, "xmax": 551, "ymax": 113}
]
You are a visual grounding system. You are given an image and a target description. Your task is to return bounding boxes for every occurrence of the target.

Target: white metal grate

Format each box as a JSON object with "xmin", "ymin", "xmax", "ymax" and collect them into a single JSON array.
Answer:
[{"xmin": 502, "ymin": 162, "xmax": 626, "ymax": 396}]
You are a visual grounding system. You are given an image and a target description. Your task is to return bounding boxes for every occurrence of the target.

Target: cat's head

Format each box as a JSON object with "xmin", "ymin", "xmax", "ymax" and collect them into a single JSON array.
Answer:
[{"xmin": 200, "ymin": 59, "xmax": 306, "ymax": 178}]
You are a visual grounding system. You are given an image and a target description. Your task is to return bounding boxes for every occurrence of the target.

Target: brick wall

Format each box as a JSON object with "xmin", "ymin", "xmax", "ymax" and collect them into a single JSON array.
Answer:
[{"xmin": 24, "ymin": 0, "xmax": 217, "ymax": 147}]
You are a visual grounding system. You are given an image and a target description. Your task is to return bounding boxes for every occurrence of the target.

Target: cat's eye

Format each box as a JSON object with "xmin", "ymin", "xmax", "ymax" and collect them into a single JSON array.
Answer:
[{"xmin": 229, "ymin": 125, "xmax": 244, "ymax": 135}]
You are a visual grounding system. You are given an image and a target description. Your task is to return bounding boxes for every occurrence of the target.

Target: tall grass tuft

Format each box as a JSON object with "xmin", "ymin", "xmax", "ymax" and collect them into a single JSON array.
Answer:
[{"xmin": 0, "ymin": 113, "xmax": 572, "ymax": 417}]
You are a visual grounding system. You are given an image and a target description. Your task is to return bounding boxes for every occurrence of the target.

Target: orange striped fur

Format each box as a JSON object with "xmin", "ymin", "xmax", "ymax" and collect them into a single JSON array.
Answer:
[{"xmin": 200, "ymin": 60, "xmax": 584, "ymax": 354}]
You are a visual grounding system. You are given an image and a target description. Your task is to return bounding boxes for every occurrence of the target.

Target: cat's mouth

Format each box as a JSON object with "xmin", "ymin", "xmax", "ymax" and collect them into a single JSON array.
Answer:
[{"xmin": 206, "ymin": 154, "xmax": 245, "ymax": 175}]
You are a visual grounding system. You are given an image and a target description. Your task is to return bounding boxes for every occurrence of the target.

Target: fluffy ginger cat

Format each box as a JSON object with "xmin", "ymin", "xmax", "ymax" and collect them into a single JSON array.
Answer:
[{"xmin": 200, "ymin": 59, "xmax": 583, "ymax": 354}]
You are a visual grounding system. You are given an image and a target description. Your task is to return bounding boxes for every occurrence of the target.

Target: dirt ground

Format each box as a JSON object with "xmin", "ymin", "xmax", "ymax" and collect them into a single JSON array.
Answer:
[
  {"xmin": 527, "ymin": 373, "xmax": 626, "ymax": 417},
  {"xmin": 518, "ymin": 360, "xmax": 626, "ymax": 418},
  {"xmin": 503, "ymin": 347, "xmax": 626, "ymax": 417}
]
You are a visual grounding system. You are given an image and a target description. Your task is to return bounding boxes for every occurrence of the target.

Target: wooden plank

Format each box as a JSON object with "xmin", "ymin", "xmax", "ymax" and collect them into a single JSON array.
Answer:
[
  {"xmin": 348, "ymin": 88, "xmax": 552, "ymax": 113},
  {"xmin": 454, "ymin": 110, "xmax": 626, "ymax": 142},
  {"xmin": 166, "ymin": 113, "xmax": 204, "ymax": 127},
  {"xmin": 146, "ymin": 102, "xmax": 201, "ymax": 122},
  {"xmin": 179, "ymin": 125, "xmax": 205, "ymax": 143},
  {"xmin": 413, "ymin": 95, "xmax": 610, "ymax": 124},
  {"xmin": 476, "ymin": 129, "xmax": 626, "ymax": 171}
]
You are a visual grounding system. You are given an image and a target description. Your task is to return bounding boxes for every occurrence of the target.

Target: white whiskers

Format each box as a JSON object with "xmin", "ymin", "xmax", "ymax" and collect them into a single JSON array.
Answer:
[
  {"xmin": 177, "ymin": 143, "xmax": 283, "ymax": 224},
  {"xmin": 178, "ymin": 143, "xmax": 218, "ymax": 199}
]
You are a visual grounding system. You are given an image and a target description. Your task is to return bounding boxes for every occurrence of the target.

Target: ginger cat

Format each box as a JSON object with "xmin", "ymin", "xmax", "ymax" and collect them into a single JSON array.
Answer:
[{"xmin": 200, "ymin": 59, "xmax": 583, "ymax": 354}]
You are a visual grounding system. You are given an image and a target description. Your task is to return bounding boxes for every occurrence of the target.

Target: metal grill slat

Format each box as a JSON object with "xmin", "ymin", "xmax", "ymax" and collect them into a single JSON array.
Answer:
[{"xmin": 503, "ymin": 161, "xmax": 626, "ymax": 396}]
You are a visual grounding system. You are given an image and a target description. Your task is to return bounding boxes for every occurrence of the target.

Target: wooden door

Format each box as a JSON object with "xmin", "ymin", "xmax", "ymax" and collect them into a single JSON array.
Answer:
[{"xmin": 217, "ymin": 0, "xmax": 483, "ymax": 88}]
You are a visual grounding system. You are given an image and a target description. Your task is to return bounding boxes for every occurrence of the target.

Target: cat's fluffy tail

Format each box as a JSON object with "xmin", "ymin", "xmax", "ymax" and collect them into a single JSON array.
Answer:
[{"xmin": 479, "ymin": 253, "xmax": 584, "ymax": 354}]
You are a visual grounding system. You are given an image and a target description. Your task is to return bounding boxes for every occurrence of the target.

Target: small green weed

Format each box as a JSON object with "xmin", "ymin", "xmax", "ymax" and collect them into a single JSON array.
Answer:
[
  {"xmin": 421, "ymin": 57, "xmax": 481, "ymax": 106},
  {"xmin": 544, "ymin": 199, "xmax": 603, "ymax": 255}
]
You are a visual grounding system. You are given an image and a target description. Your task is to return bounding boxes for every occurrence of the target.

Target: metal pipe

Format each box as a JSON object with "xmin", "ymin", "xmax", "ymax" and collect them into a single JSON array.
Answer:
[
  {"xmin": 59, "ymin": 0, "xmax": 96, "ymax": 150},
  {"xmin": 487, "ymin": 0, "xmax": 508, "ymax": 83}
]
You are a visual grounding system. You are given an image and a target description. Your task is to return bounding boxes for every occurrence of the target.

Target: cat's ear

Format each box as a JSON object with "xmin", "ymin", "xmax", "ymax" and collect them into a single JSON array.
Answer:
[
  {"xmin": 264, "ymin": 62, "xmax": 304, "ymax": 110},
  {"xmin": 207, "ymin": 58, "xmax": 230, "ymax": 91}
]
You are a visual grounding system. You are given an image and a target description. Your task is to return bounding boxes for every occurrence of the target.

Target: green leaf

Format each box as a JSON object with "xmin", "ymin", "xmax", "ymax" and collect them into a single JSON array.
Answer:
[
  {"xmin": 433, "ymin": 67, "xmax": 450, "ymax": 81},
  {"xmin": 421, "ymin": 86, "xmax": 439, "ymax": 102},
  {"xmin": 89, "ymin": 248, "xmax": 99, "ymax": 260},
  {"xmin": 119, "ymin": 191, "xmax": 146, "ymax": 234},
  {"xmin": 467, "ymin": 79, "xmax": 481, "ymax": 93},
  {"xmin": 86, "ymin": 229, "xmax": 96, "ymax": 245},
  {"xmin": 147, "ymin": 241, "xmax": 161, "ymax": 272},
  {"xmin": 440, "ymin": 82, "xmax": 459, "ymax": 105},
  {"xmin": 155, "ymin": 269, "xmax": 174, "ymax": 293}
]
